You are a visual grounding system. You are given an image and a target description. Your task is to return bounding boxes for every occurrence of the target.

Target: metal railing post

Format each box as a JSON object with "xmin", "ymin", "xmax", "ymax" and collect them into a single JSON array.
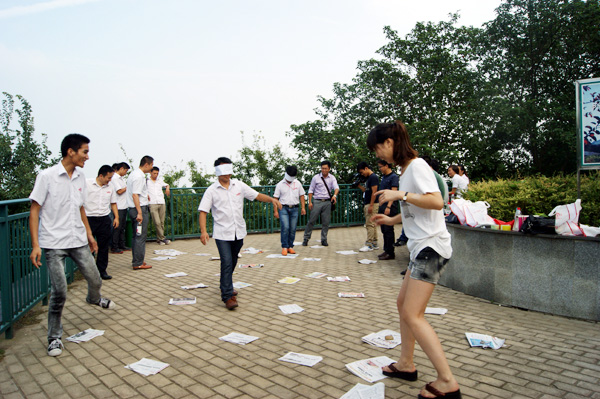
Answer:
[{"xmin": 0, "ymin": 204, "xmax": 14, "ymax": 338}]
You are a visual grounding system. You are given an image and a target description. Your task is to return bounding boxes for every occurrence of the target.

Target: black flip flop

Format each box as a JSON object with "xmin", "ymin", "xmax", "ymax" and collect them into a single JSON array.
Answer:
[
  {"xmin": 382, "ymin": 363, "xmax": 418, "ymax": 381},
  {"xmin": 417, "ymin": 383, "xmax": 461, "ymax": 398}
]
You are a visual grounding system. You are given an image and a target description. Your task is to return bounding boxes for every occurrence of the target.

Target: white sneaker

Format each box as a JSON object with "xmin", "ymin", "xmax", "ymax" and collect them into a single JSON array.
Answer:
[
  {"xmin": 359, "ymin": 246, "xmax": 373, "ymax": 252},
  {"xmin": 163, "ymin": 239, "xmax": 171, "ymax": 245},
  {"xmin": 97, "ymin": 298, "xmax": 116, "ymax": 309},
  {"xmin": 47, "ymin": 339, "xmax": 63, "ymax": 357},
  {"xmin": 158, "ymin": 240, "xmax": 166, "ymax": 245}
]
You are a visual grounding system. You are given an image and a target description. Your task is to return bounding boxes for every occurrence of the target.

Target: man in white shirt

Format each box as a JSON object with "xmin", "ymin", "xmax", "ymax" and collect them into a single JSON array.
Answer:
[
  {"xmin": 198, "ymin": 157, "xmax": 282, "ymax": 310},
  {"xmin": 85, "ymin": 165, "xmax": 119, "ymax": 280},
  {"xmin": 448, "ymin": 165, "xmax": 468, "ymax": 199},
  {"xmin": 29, "ymin": 134, "xmax": 116, "ymax": 357},
  {"xmin": 148, "ymin": 166, "xmax": 171, "ymax": 245},
  {"xmin": 273, "ymin": 165, "xmax": 306, "ymax": 256},
  {"xmin": 110, "ymin": 162, "xmax": 130, "ymax": 254},
  {"xmin": 127, "ymin": 155, "xmax": 154, "ymax": 270}
]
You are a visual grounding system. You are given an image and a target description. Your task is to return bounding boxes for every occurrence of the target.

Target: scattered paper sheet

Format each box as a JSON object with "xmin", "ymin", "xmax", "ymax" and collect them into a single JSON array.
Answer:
[
  {"xmin": 125, "ymin": 358, "xmax": 170, "ymax": 376},
  {"xmin": 66, "ymin": 329, "xmax": 105, "ymax": 343},
  {"xmin": 327, "ymin": 276, "xmax": 351, "ymax": 282},
  {"xmin": 181, "ymin": 283, "xmax": 208, "ymax": 290},
  {"xmin": 154, "ymin": 249, "xmax": 186, "ymax": 256},
  {"xmin": 338, "ymin": 292, "xmax": 365, "ymax": 298},
  {"xmin": 341, "ymin": 382, "xmax": 385, "ymax": 399},
  {"xmin": 310, "ymin": 245, "xmax": 324, "ymax": 249},
  {"xmin": 168, "ymin": 297, "xmax": 196, "ymax": 305},
  {"xmin": 278, "ymin": 352, "xmax": 323, "ymax": 367},
  {"xmin": 278, "ymin": 277, "xmax": 301, "ymax": 284},
  {"xmin": 358, "ymin": 259, "xmax": 377, "ymax": 264},
  {"xmin": 238, "ymin": 263, "xmax": 264, "ymax": 268},
  {"xmin": 345, "ymin": 356, "xmax": 396, "ymax": 383},
  {"xmin": 233, "ymin": 281, "xmax": 252, "ymax": 289},
  {"xmin": 361, "ymin": 330, "xmax": 401, "ymax": 349},
  {"xmin": 293, "ymin": 241, "xmax": 303, "ymax": 246},
  {"xmin": 242, "ymin": 247, "xmax": 263, "ymax": 254},
  {"xmin": 305, "ymin": 272, "xmax": 327, "ymax": 278},
  {"xmin": 194, "ymin": 253, "xmax": 212, "ymax": 256},
  {"xmin": 465, "ymin": 333, "xmax": 505, "ymax": 350},
  {"xmin": 302, "ymin": 258, "xmax": 321, "ymax": 261},
  {"xmin": 337, "ymin": 250, "xmax": 359, "ymax": 255},
  {"xmin": 266, "ymin": 254, "xmax": 299, "ymax": 259},
  {"xmin": 210, "ymin": 257, "xmax": 220, "ymax": 261},
  {"xmin": 164, "ymin": 272, "xmax": 188, "ymax": 278},
  {"xmin": 425, "ymin": 307, "xmax": 448, "ymax": 315},
  {"xmin": 151, "ymin": 256, "xmax": 176, "ymax": 261},
  {"xmin": 359, "ymin": 246, "xmax": 373, "ymax": 252},
  {"xmin": 219, "ymin": 333, "xmax": 259, "ymax": 345},
  {"xmin": 279, "ymin": 304, "xmax": 304, "ymax": 314}
]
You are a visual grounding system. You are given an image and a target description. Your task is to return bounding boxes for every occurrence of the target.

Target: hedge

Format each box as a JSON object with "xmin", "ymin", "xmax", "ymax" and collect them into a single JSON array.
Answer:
[{"xmin": 462, "ymin": 171, "xmax": 600, "ymax": 227}]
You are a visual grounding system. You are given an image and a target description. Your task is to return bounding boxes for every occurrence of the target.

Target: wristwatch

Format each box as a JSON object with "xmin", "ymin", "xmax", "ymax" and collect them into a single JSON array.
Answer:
[{"xmin": 402, "ymin": 192, "xmax": 409, "ymax": 202}]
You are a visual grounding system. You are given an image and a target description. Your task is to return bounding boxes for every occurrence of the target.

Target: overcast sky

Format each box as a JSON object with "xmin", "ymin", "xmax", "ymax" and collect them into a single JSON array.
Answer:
[{"xmin": 1, "ymin": 0, "xmax": 501, "ymax": 182}]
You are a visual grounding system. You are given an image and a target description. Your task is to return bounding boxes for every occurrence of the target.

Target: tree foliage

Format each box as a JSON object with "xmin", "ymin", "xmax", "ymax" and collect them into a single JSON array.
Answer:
[
  {"xmin": 0, "ymin": 92, "xmax": 57, "ymax": 201},
  {"xmin": 288, "ymin": 0, "xmax": 600, "ymax": 180},
  {"xmin": 234, "ymin": 133, "xmax": 292, "ymax": 186}
]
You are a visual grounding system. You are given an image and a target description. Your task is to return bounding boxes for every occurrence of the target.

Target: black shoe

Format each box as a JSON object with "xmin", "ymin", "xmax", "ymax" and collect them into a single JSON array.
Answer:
[
  {"xmin": 100, "ymin": 273, "xmax": 112, "ymax": 280},
  {"xmin": 394, "ymin": 240, "xmax": 407, "ymax": 247},
  {"xmin": 321, "ymin": 241, "xmax": 328, "ymax": 246},
  {"xmin": 302, "ymin": 240, "xmax": 308, "ymax": 246},
  {"xmin": 401, "ymin": 269, "xmax": 407, "ymax": 275}
]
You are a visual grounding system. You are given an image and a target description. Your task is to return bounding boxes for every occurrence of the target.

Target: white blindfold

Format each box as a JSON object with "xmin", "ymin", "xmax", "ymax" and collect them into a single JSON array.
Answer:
[{"xmin": 215, "ymin": 163, "xmax": 234, "ymax": 176}]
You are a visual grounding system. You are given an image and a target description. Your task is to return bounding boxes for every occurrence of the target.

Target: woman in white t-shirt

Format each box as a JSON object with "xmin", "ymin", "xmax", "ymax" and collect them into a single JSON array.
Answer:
[{"xmin": 368, "ymin": 121, "xmax": 461, "ymax": 399}]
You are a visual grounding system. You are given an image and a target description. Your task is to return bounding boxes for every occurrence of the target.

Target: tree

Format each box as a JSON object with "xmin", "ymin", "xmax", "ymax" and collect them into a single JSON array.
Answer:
[
  {"xmin": 0, "ymin": 92, "xmax": 57, "ymax": 201},
  {"xmin": 235, "ymin": 132, "xmax": 292, "ymax": 186}
]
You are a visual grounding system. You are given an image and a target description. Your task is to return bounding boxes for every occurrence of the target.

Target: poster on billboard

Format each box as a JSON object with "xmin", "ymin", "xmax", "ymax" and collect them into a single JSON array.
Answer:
[{"xmin": 577, "ymin": 77, "xmax": 600, "ymax": 169}]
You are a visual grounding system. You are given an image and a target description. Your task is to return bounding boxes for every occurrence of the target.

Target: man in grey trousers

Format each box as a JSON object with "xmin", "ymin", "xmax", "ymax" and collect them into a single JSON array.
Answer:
[
  {"xmin": 302, "ymin": 160, "xmax": 339, "ymax": 247},
  {"xmin": 127, "ymin": 155, "xmax": 154, "ymax": 270}
]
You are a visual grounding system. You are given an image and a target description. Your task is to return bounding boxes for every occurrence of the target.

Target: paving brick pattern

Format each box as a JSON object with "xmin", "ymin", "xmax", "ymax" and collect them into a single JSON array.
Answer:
[{"xmin": 1, "ymin": 226, "xmax": 599, "ymax": 398}]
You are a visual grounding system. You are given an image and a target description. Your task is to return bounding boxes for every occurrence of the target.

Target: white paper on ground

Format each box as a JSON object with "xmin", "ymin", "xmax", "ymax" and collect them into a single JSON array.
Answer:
[
  {"xmin": 180, "ymin": 283, "xmax": 208, "ymax": 289},
  {"xmin": 293, "ymin": 241, "xmax": 303, "ymax": 246},
  {"xmin": 219, "ymin": 333, "xmax": 259, "ymax": 345},
  {"xmin": 125, "ymin": 358, "xmax": 170, "ymax": 376},
  {"xmin": 327, "ymin": 276, "xmax": 350, "ymax": 282},
  {"xmin": 465, "ymin": 332, "xmax": 505, "ymax": 350},
  {"xmin": 278, "ymin": 277, "xmax": 300, "ymax": 284},
  {"xmin": 302, "ymin": 258, "xmax": 321, "ymax": 261},
  {"xmin": 425, "ymin": 307, "xmax": 448, "ymax": 315},
  {"xmin": 310, "ymin": 245, "xmax": 324, "ymax": 249},
  {"xmin": 168, "ymin": 297, "xmax": 196, "ymax": 305},
  {"xmin": 194, "ymin": 253, "xmax": 212, "ymax": 256},
  {"xmin": 278, "ymin": 352, "xmax": 323, "ymax": 367},
  {"xmin": 278, "ymin": 304, "xmax": 304, "ymax": 314},
  {"xmin": 358, "ymin": 259, "xmax": 377, "ymax": 264},
  {"xmin": 151, "ymin": 256, "xmax": 176, "ymax": 261},
  {"xmin": 345, "ymin": 356, "xmax": 396, "ymax": 383},
  {"xmin": 232, "ymin": 281, "xmax": 252, "ymax": 289},
  {"xmin": 164, "ymin": 272, "xmax": 188, "ymax": 277},
  {"xmin": 336, "ymin": 250, "xmax": 359, "ymax": 255},
  {"xmin": 305, "ymin": 272, "xmax": 327, "ymax": 278},
  {"xmin": 338, "ymin": 292, "xmax": 365, "ymax": 298},
  {"xmin": 154, "ymin": 249, "xmax": 186, "ymax": 256},
  {"xmin": 266, "ymin": 254, "xmax": 299, "ymax": 259},
  {"xmin": 66, "ymin": 329, "xmax": 105, "ymax": 343},
  {"xmin": 238, "ymin": 263, "xmax": 264, "ymax": 268},
  {"xmin": 340, "ymin": 382, "xmax": 385, "ymax": 399},
  {"xmin": 241, "ymin": 247, "xmax": 263, "ymax": 254},
  {"xmin": 361, "ymin": 329, "xmax": 401, "ymax": 349}
]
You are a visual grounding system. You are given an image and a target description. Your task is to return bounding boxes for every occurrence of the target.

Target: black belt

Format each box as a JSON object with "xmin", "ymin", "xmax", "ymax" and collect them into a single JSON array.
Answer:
[
  {"xmin": 282, "ymin": 204, "xmax": 298, "ymax": 208},
  {"xmin": 315, "ymin": 199, "xmax": 330, "ymax": 202}
]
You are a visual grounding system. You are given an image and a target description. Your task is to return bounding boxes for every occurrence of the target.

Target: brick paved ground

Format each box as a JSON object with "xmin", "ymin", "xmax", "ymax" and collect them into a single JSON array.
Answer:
[{"xmin": 1, "ymin": 226, "xmax": 599, "ymax": 399}]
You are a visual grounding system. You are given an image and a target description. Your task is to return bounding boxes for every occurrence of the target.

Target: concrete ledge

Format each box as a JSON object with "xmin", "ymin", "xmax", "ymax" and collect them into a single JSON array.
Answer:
[{"xmin": 439, "ymin": 224, "xmax": 600, "ymax": 321}]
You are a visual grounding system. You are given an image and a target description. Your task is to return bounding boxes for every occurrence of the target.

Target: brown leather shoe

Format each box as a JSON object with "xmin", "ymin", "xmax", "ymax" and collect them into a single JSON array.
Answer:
[
  {"xmin": 281, "ymin": 248, "xmax": 288, "ymax": 256},
  {"xmin": 378, "ymin": 252, "xmax": 387, "ymax": 258},
  {"xmin": 233, "ymin": 290, "xmax": 238, "ymax": 296},
  {"xmin": 133, "ymin": 264, "xmax": 152, "ymax": 270},
  {"xmin": 225, "ymin": 296, "xmax": 238, "ymax": 310},
  {"xmin": 378, "ymin": 253, "xmax": 395, "ymax": 260}
]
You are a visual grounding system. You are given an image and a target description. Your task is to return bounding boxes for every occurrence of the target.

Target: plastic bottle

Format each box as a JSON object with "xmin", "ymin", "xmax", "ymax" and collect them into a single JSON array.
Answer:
[
  {"xmin": 136, "ymin": 224, "xmax": 142, "ymax": 236},
  {"xmin": 513, "ymin": 207, "xmax": 522, "ymax": 231}
]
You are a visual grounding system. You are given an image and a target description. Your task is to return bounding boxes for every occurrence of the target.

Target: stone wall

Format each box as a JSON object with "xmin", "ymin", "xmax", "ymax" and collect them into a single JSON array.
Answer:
[{"xmin": 439, "ymin": 224, "xmax": 600, "ymax": 321}]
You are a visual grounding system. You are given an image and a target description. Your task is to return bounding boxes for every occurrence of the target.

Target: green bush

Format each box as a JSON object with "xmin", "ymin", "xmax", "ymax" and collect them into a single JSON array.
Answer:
[{"xmin": 463, "ymin": 171, "xmax": 600, "ymax": 226}]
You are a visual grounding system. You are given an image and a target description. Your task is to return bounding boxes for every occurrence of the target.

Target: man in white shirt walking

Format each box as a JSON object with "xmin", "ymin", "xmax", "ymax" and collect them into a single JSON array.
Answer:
[
  {"xmin": 29, "ymin": 134, "xmax": 116, "ymax": 357},
  {"xmin": 273, "ymin": 165, "xmax": 306, "ymax": 256},
  {"xmin": 110, "ymin": 162, "xmax": 130, "ymax": 254},
  {"xmin": 127, "ymin": 156, "xmax": 154, "ymax": 270},
  {"xmin": 198, "ymin": 157, "xmax": 282, "ymax": 310},
  {"xmin": 148, "ymin": 166, "xmax": 171, "ymax": 245},
  {"xmin": 85, "ymin": 165, "xmax": 119, "ymax": 280}
]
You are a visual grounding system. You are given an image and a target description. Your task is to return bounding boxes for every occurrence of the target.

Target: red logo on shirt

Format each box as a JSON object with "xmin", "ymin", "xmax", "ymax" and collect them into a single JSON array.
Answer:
[
  {"xmin": 236, "ymin": 193, "xmax": 241, "ymax": 196},
  {"xmin": 78, "ymin": 188, "xmax": 82, "ymax": 191}
]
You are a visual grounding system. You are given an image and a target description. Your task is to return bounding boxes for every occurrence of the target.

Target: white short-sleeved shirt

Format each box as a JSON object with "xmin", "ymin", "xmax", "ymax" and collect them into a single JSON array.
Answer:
[
  {"xmin": 110, "ymin": 174, "xmax": 127, "ymax": 210},
  {"xmin": 126, "ymin": 168, "xmax": 149, "ymax": 208},
  {"xmin": 451, "ymin": 174, "xmax": 468, "ymax": 198},
  {"xmin": 29, "ymin": 163, "xmax": 88, "ymax": 249},
  {"xmin": 148, "ymin": 178, "xmax": 168, "ymax": 205},
  {"xmin": 198, "ymin": 179, "xmax": 259, "ymax": 241},
  {"xmin": 274, "ymin": 179, "xmax": 305, "ymax": 206},
  {"xmin": 84, "ymin": 178, "xmax": 117, "ymax": 217},
  {"xmin": 399, "ymin": 158, "xmax": 452, "ymax": 261}
]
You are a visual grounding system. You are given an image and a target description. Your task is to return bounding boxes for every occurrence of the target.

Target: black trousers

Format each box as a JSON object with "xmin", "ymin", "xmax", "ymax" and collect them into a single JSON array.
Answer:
[
  {"xmin": 111, "ymin": 208, "xmax": 128, "ymax": 250},
  {"xmin": 88, "ymin": 215, "xmax": 112, "ymax": 275},
  {"xmin": 380, "ymin": 207, "xmax": 398, "ymax": 255}
]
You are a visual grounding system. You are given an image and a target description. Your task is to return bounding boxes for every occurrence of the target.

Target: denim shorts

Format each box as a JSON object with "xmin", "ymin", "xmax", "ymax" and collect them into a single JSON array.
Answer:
[{"xmin": 408, "ymin": 247, "xmax": 449, "ymax": 284}]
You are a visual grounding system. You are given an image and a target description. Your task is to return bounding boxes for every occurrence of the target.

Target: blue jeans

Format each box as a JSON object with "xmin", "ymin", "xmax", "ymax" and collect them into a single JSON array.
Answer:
[
  {"xmin": 279, "ymin": 206, "xmax": 299, "ymax": 248},
  {"xmin": 45, "ymin": 246, "xmax": 103, "ymax": 341},
  {"xmin": 215, "ymin": 239, "xmax": 244, "ymax": 302}
]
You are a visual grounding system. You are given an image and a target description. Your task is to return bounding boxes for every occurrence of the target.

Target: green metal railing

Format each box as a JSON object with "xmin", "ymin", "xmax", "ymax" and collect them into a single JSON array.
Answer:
[{"xmin": 0, "ymin": 184, "xmax": 364, "ymax": 338}]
